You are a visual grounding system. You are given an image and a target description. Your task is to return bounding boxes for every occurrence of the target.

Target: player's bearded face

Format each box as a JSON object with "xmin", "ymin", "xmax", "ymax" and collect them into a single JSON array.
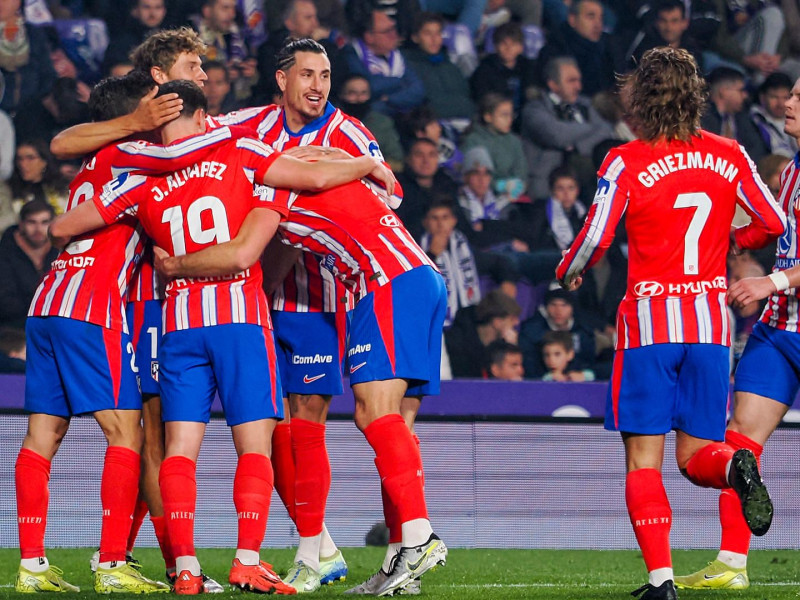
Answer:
[{"xmin": 282, "ymin": 52, "xmax": 331, "ymax": 122}]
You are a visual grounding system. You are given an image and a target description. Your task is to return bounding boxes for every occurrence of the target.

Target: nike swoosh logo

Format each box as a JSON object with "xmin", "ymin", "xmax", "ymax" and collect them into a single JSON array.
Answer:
[
  {"xmin": 303, "ymin": 373, "xmax": 326, "ymax": 384},
  {"xmin": 406, "ymin": 543, "xmax": 437, "ymax": 572},
  {"xmin": 703, "ymin": 574, "xmax": 726, "ymax": 580},
  {"xmin": 350, "ymin": 361, "xmax": 367, "ymax": 374}
]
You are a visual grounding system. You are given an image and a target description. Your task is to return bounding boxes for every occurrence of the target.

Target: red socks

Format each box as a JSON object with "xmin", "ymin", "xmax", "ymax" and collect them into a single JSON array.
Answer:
[
  {"xmin": 719, "ymin": 431, "xmax": 763, "ymax": 555},
  {"xmin": 15, "ymin": 449, "xmax": 51, "ymax": 559},
  {"xmin": 626, "ymin": 468, "xmax": 672, "ymax": 572},
  {"xmin": 150, "ymin": 515, "xmax": 176, "ymax": 570},
  {"xmin": 271, "ymin": 422, "xmax": 296, "ymax": 523},
  {"xmin": 99, "ymin": 446, "xmax": 141, "ymax": 563},
  {"xmin": 685, "ymin": 442, "xmax": 733, "ymax": 489},
  {"xmin": 233, "ymin": 453, "xmax": 273, "ymax": 551},
  {"xmin": 364, "ymin": 414, "xmax": 428, "ymax": 527},
  {"xmin": 160, "ymin": 456, "xmax": 197, "ymax": 558},
  {"xmin": 126, "ymin": 497, "xmax": 149, "ymax": 554},
  {"xmin": 291, "ymin": 419, "xmax": 330, "ymax": 537}
]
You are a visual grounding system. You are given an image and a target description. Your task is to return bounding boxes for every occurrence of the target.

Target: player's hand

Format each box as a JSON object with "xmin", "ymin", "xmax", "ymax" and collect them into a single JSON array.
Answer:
[
  {"xmin": 369, "ymin": 160, "xmax": 397, "ymax": 196},
  {"xmin": 129, "ymin": 87, "xmax": 183, "ymax": 132},
  {"xmin": 558, "ymin": 276, "xmax": 583, "ymax": 291},
  {"xmin": 284, "ymin": 146, "xmax": 352, "ymax": 161},
  {"xmin": 727, "ymin": 275, "xmax": 776, "ymax": 309},
  {"xmin": 153, "ymin": 245, "xmax": 177, "ymax": 279}
]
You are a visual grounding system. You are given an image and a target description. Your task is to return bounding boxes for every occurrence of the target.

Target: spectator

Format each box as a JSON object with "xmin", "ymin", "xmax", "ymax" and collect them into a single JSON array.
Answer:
[
  {"xmin": 337, "ymin": 74, "xmax": 405, "ymax": 172},
  {"xmin": 701, "ymin": 67, "xmax": 768, "ymax": 162},
  {"xmin": 421, "ymin": 0, "xmax": 488, "ymax": 36},
  {"xmin": 402, "ymin": 12, "xmax": 475, "ymax": 123},
  {"xmin": 0, "ymin": 73, "xmax": 14, "ymax": 181},
  {"xmin": 0, "ymin": 0, "xmax": 57, "ymax": 116},
  {"xmin": 342, "ymin": 9, "xmax": 425, "ymax": 116},
  {"xmin": 757, "ymin": 153, "xmax": 792, "ymax": 198},
  {"xmin": 407, "ymin": 106, "xmax": 462, "ymax": 176},
  {"xmin": 521, "ymin": 56, "xmax": 613, "ymax": 199},
  {"xmin": 750, "ymin": 72, "xmax": 798, "ymax": 158},
  {"xmin": 0, "ymin": 327, "xmax": 25, "ymax": 373},
  {"xmin": 0, "ymin": 200, "xmax": 58, "ymax": 330},
  {"xmin": 536, "ymin": 0, "xmax": 621, "ymax": 97},
  {"xmin": 445, "ymin": 289, "xmax": 521, "ymax": 378},
  {"xmin": 525, "ymin": 165, "xmax": 586, "ymax": 252},
  {"xmin": 108, "ymin": 61, "xmax": 135, "ymax": 78},
  {"xmin": 626, "ymin": 0, "xmax": 703, "ymax": 70},
  {"xmin": 462, "ymin": 93, "xmax": 528, "ymax": 200},
  {"xmin": 728, "ymin": 252, "xmax": 766, "ymax": 367},
  {"xmin": 519, "ymin": 287, "xmax": 596, "ymax": 379},
  {"xmin": 396, "ymin": 137, "xmax": 463, "ymax": 239},
  {"xmin": 469, "ymin": 22, "xmax": 537, "ymax": 121},
  {"xmin": 253, "ymin": 0, "xmax": 347, "ymax": 102},
  {"xmin": 486, "ymin": 339, "xmax": 525, "ymax": 380},
  {"xmin": 202, "ymin": 60, "xmax": 242, "ymax": 116},
  {"xmin": 540, "ymin": 330, "xmax": 595, "ymax": 381},
  {"xmin": 345, "ymin": 0, "xmax": 422, "ymax": 41},
  {"xmin": 420, "ymin": 198, "xmax": 483, "ymax": 327},
  {"xmin": 9, "ymin": 140, "xmax": 68, "ymax": 215},
  {"xmin": 193, "ymin": 0, "xmax": 257, "ymax": 101},
  {"xmin": 14, "ymin": 76, "xmax": 91, "ymax": 144},
  {"xmin": 102, "ymin": 0, "xmax": 167, "ymax": 75}
]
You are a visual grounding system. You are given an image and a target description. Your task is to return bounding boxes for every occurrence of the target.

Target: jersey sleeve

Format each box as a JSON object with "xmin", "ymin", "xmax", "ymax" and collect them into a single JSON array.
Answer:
[
  {"xmin": 93, "ymin": 173, "xmax": 149, "ymax": 223},
  {"xmin": 732, "ymin": 144, "xmax": 787, "ymax": 250},
  {"xmin": 237, "ymin": 137, "xmax": 291, "ymax": 218},
  {"xmin": 333, "ymin": 116, "xmax": 403, "ymax": 209},
  {"xmin": 210, "ymin": 105, "xmax": 274, "ymax": 129},
  {"xmin": 108, "ymin": 126, "xmax": 250, "ymax": 176},
  {"xmin": 556, "ymin": 151, "xmax": 629, "ymax": 286}
]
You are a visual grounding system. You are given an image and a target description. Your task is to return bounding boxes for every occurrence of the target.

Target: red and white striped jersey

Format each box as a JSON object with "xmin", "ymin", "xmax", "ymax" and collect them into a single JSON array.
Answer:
[
  {"xmin": 216, "ymin": 102, "xmax": 393, "ymax": 312},
  {"xmin": 760, "ymin": 155, "xmax": 800, "ymax": 331},
  {"xmin": 279, "ymin": 177, "xmax": 435, "ymax": 296},
  {"xmin": 95, "ymin": 134, "xmax": 290, "ymax": 333},
  {"xmin": 28, "ymin": 129, "xmax": 240, "ymax": 332},
  {"xmin": 557, "ymin": 131, "xmax": 786, "ymax": 350}
]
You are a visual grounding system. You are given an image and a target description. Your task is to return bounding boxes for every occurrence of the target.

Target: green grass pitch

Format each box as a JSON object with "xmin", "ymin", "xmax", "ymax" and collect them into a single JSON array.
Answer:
[{"xmin": 0, "ymin": 548, "xmax": 797, "ymax": 599}]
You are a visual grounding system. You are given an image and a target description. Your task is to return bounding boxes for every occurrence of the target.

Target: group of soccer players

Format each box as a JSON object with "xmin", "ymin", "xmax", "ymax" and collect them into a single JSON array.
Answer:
[
  {"xmin": 15, "ymin": 29, "xmax": 446, "ymax": 597},
  {"xmin": 12, "ymin": 24, "xmax": 800, "ymax": 600}
]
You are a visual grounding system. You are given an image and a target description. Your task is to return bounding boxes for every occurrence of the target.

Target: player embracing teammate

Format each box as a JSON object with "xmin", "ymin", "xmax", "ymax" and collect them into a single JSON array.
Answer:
[{"xmin": 557, "ymin": 47, "xmax": 786, "ymax": 600}]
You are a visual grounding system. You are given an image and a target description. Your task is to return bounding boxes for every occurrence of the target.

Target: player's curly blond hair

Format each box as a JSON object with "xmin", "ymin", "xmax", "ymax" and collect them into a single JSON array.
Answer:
[
  {"xmin": 131, "ymin": 27, "xmax": 206, "ymax": 74},
  {"xmin": 621, "ymin": 47, "xmax": 707, "ymax": 143}
]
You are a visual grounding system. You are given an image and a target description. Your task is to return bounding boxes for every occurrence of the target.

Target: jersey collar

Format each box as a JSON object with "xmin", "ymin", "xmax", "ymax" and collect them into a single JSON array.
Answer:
[{"xmin": 282, "ymin": 102, "xmax": 336, "ymax": 136}]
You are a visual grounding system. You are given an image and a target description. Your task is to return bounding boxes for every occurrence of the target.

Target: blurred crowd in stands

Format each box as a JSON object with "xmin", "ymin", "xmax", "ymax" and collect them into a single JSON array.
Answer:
[{"xmin": 0, "ymin": 0, "xmax": 793, "ymax": 380}]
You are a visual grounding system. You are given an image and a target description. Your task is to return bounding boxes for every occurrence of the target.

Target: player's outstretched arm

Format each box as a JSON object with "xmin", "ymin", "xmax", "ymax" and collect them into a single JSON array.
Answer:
[
  {"xmin": 50, "ymin": 87, "xmax": 182, "ymax": 159},
  {"xmin": 48, "ymin": 200, "xmax": 107, "ymax": 247},
  {"xmin": 155, "ymin": 207, "xmax": 282, "ymax": 278},
  {"xmin": 264, "ymin": 153, "xmax": 396, "ymax": 195},
  {"xmin": 728, "ymin": 267, "xmax": 800, "ymax": 307}
]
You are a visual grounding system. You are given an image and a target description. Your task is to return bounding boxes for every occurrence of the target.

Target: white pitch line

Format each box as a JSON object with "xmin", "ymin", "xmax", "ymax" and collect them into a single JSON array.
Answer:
[{"xmin": 427, "ymin": 582, "xmax": 800, "ymax": 588}]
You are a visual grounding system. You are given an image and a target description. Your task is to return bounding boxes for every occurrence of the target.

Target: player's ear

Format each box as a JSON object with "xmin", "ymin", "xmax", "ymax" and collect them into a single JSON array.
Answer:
[
  {"xmin": 151, "ymin": 66, "xmax": 168, "ymax": 84},
  {"xmin": 193, "ymin": 108, "xmax": 207, "ymax": 130},
  {"xmin": 276, "ymin": 70, "xmax": 287, "ymax": 93}
]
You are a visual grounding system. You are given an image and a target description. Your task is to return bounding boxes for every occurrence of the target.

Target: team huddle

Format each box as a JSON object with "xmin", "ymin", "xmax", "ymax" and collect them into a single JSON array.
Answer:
[{"xmin": 10, "ymin": 24, "xmax": 800, "ymax": 600}]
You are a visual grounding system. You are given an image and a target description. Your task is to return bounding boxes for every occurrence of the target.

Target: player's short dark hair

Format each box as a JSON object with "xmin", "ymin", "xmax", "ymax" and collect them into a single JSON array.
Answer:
[
  {"xmin": 412, "ymin": 11, "xmax": 444, "ymax": 36},
  {"xmin": 621, "ymin": 47, "xmax": 705, "ymax": 142},
  {"xmin": 548, "ymin": 165, "xmax": 578, "ymax": 190},
  {"xmin": 275, "ymin": 38, "xmax": 327, "ymax": 73},
  {"xmin": 89, "ymin": 70, "xmax": 155, "ymax": 121},
  {"xmin": 156, "ymin": 79, "xmax": 207, "ymax": 116},
  {"xmin": 759, "ymin": 72, "xmax": 793, "ymax": 96},
  {"xmin": 486, "ymin": 340, "xmax": 522, "ymax": 367},
  {"xmin": 0, "ymin": 327, "xmax": 25, "ymax": 356},
  {"xmin": 492, "ymin": 21, "xmax": 523, "ymax": 47},
  {"xmin": 655, "ymin": 0, "xmax": 686, "ymax": 17},
  {"xmin": 20, "ymin": 199, "xmax": 55, "ymax": 221},
  {"xmin": 475, "ymin": 290, "xmax": 521, "ymax": 325},
  {"xmin": 132, "ymin": 27, "xmax": 206, "ymax": 73},
  {"xmin": 542, "ymin": 330, "xmax": 574, "ymax": 352}
]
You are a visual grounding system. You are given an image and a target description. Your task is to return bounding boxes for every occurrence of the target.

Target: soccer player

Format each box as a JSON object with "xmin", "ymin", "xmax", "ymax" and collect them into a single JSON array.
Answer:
[
  {"xmin": 213, "ymin": 38, "xmax": 400, "ymax": 592},
  {"xmin": 49, "ymin": 80, "xmax": 396, "ymax": 595},
  {"xmin": 555, "ymin": 47, "xmax": 786, "ymax": 600},
  {"xmin": 12, "ymin": 73, "xmax": 201, "ymax": 595},
  {"xmin": 674, "ymin": 75, "xmax": 800, "ymax": 590}
]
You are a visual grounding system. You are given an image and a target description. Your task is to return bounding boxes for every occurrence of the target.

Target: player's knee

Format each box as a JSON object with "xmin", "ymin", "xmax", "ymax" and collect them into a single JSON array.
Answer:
[
  {"xmin": 99, "ymin": 417, "xmax": 144, "ymax": 451},
  {"xmin": 23, "ymin": 428, "xmax": 68, "ymax": 459}
]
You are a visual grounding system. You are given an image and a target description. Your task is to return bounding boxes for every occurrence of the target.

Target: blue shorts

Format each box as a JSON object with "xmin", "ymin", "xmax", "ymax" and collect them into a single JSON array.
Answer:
[
  {"xmin": 272, "ymin": 310, "xmax": 347, "ymax": 396},
  {"xmin": 126, "ymin": 299, "xmax": 162, "ymax": 396},
  {"xmin": 25, "ymin": 316, "xmax": 141, "ymax": 417},
  {"xmin": 158, "ymin": 324, "xmax": 283, "ymax": 426},
  {"xmin": 606, "ymin": 343, "xmax": 729, "ymax": 440},
  {"xmin": 347, "ymin": 266, "xmax": 446, "ymax": 396},
  {"xmin": 734, "ymin": 321, "xmax": 800, "ymax": 406}
]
